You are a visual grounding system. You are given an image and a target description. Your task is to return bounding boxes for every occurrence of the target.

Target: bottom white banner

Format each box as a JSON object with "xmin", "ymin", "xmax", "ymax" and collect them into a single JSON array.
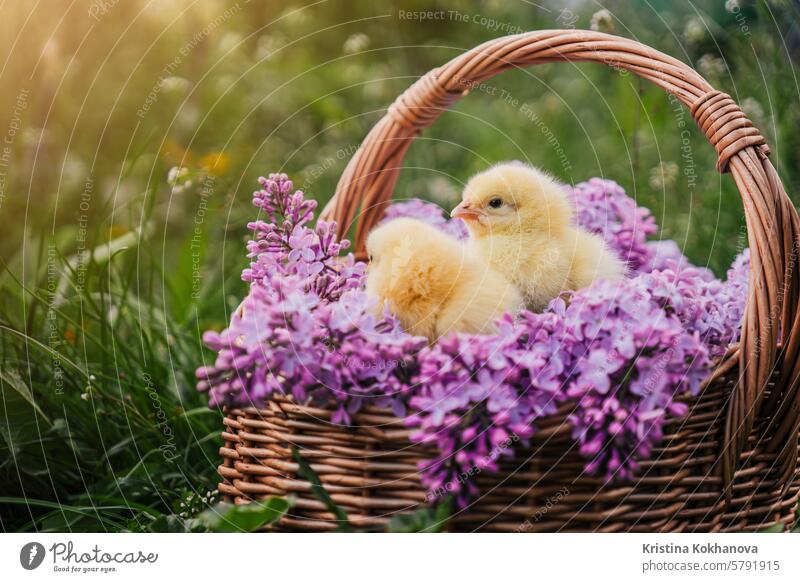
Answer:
[{"xmin": 1, "ymin": 533, "xmax": 798, "ymax": 581}]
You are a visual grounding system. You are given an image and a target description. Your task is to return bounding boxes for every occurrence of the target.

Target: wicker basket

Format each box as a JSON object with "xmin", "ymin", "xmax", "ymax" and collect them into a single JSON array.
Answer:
[{"xmin": 217, "ymin": 30, "xmax": 800, "ymax": 532}]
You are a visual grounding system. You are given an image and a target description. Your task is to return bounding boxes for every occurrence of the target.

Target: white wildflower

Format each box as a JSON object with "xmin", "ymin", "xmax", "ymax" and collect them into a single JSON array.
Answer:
[
  {"xmin": 283, "ymin": 7, "xmax": 309, "ymax": 26},
  {"xmin": 683, "ymin": 17, "xmax": 706, "ymax": 44},
  {"xmin": 696, "ymin": 54, "xmax": 727, "ymax": 79},
  {"xmin": 218, "ymin": 32, "xmax": 242, "ymax": 54},
  {"xmin": 725, "ymin": 0, "xmax": 740, "ymax": 13},
  {"xmin": 167, "ymin": 166, "xmax": 190, "ymax": 187},
  {"xmin": 343, "ymin": 33, "xmax": 370, "ymax": 55},
  {"xmin": 649, "ymin": 161, "xmax": 679, "ymax": 190},
  {"xmin": 159, "ymin": 76, "xmax": 191, "ymax": 94},
  {"xmin": 590, "ymin": 9, "xmax": 615, "ymax": 33},
  {"xmin": 21, "ymin": 127, "xmax": 46, "ymax": 149},
  {"xmin": 256, "ymin": 34, "xmax": 284, "ymax": 59}
]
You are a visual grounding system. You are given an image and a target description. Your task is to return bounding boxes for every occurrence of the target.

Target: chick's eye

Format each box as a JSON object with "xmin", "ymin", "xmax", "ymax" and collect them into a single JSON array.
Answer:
[{"xmin": 488, "ymin": 197, "xmax": 503, "ymax": 209}]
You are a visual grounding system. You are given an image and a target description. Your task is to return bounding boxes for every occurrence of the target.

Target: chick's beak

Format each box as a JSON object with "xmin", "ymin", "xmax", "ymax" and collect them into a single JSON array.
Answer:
[{"xmin": 451, "ymin": 200, "xmax": 481, "ymax": 221}]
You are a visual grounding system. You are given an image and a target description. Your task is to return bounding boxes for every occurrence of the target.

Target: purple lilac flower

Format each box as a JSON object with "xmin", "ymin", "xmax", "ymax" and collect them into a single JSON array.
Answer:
[
  {"xmin": 197, "ymin": 272, "xmax": 427, "ymax": 418},
  {"xmin": 637, "ymin": 255, "xmax": 746, "ymax": 358},
  {"xmin": 406, "ymin": 312, "xmax": 566, "ymax": 505},
  {"xmin": 718, "ymin": 248, "xmax": 749, "ymax": 346},
  {"xmin": 242, "ymin": 173, "xmax": 365, "ymax": 302},
  {"xmin": 726, "ymin": 248, "xmax": 750, "ymax": 296},
  {"xmin": 557, "ymin": 278, "xmax": 712, "ymax": 481},
  {"xmin": 197, "ymin": 173, "xmax": 425, "ymax": 417},
  {"xmin": 641, "ymin": 239, "xmax": 713, "ymax": 281},
  {"xmin": 381, "ymin": 198, "xmax": 468, "ymax": 239},
  {"xmin": 566, "ymin": 178, "xmax": 658, "ymax": 273}
]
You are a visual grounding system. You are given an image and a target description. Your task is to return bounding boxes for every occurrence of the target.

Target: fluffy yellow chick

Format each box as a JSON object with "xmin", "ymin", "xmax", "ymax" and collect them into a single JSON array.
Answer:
[
  {"xmin": 365, "ymin": 217, "xmax": 523, "ymax": 342},
  {"xmin": 452, "ymin": 162, "xmax": 625, "ymax": 312}
]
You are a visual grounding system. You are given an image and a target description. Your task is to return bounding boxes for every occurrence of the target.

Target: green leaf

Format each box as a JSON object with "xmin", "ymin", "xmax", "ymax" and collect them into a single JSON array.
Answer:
[
  {"xmin": 167, "ymin": 230, "xmax": 208, "ymax": 319},
  {"xmin": 759, "ymin": 523, "xmax": 786, "ymax": 533},
  {"xmin": 0, "ymin": 368, "xmax": 51, "ymax": 455},
  {"xmin": 388, "ymin": 497, "xmax": 453, "ymax": 533},
  {"xmin": 194, "ymin": 498, "xmax": 291, "ymax": 532},
  {"xmin": 291, "ymin": 445, "xmax": 351, "ymax": 532}
]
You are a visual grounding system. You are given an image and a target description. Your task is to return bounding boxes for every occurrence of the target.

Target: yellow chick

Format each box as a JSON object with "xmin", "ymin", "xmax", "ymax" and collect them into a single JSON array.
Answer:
[
  {"xmin": 365, "ymin": 217, "xmax": 523, "ymax": 342},
  {"xmin": 452, "ymin": 162, "xmax": 625, "ymax": 312}
]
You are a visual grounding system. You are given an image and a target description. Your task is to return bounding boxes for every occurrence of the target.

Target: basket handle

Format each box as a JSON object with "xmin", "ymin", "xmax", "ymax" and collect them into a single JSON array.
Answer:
[{"xmin": 320, "ymin": 30, "xmax": 800, "ymax": 492}]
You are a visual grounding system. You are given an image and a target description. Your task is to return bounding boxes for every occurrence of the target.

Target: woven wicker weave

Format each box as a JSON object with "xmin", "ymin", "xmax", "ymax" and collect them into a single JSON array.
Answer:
[{"xmin": 218, "ymin": 30, "xmax": 800, "ymax": 531}]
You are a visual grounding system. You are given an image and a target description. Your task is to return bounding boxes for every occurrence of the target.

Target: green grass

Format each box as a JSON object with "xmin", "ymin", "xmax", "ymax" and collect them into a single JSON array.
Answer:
[{"xmin": 1, "ymin": 0, "xmax": 799, "ymax": 532}]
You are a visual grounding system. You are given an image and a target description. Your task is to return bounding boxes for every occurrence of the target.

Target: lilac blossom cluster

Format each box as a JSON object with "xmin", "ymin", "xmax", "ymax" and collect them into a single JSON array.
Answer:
[
  {"xmin": 566, "ymin": 178, "xmax": 658, "ymax": 272},
  {"xmin": 407, "ymin": 312, "xmax": 565, "ymax": 504},
  {"xmin": 641, "ymin": 239, "xmax": 709, "ymax": 278},
  {"xmin": 556, "ymin": 278, "xmax": 711, "ymax": 481},
  {"xmin": 726, "ymin": 248, "xmax": 750, "ymax": 299},
  {"xmin": 196, "ymin": 174, "xmax": 427, "ymax": 420},
  {"xmin": 198, "ymin": 172, "xmax": 749, "ymax": 505},
  {"xmin": 638, "ymin": 254, "xmax": 748, "ymax": 359},
  {"xmin": 241, "ymin": 173, "xmax": 365, "ymax": 302},
  {"xmin": 197, "ymin": 277, "xmax": 426, "ymax": 419}
]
